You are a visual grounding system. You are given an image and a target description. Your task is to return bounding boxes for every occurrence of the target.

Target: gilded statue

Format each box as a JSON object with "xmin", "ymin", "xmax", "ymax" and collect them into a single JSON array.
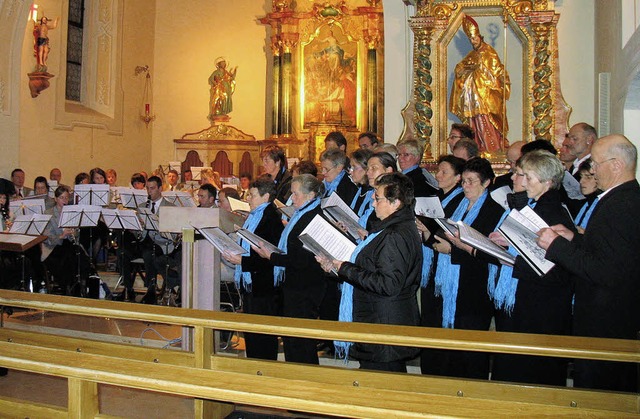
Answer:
[
  {"xmin": 450, "ymin": 15, "xmax": 510, "ymax": 153},
  {"xmin": 33, "ymin": 16, "xmax": 60, "ymax": 73},
  {"xmin": 208, "ymin": 58, "xmax": 237, "ymax": 120}
]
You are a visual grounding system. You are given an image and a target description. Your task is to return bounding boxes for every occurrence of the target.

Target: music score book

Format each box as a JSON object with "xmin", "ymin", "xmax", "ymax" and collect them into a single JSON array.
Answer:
[
  {"xmin": 414, "ymin": 196, "xmax": 445, "ymax": 219},
  {"xmin": 298, "ymin": 214, "xmax": 357, "ymax": 275},
  {"xmin": 228, "ymin": 197, "xmax": 251, "ymax": 214},
  {"xmin": 274, "ymin": 199, "xmax": 295, "ymax": 219},
  {"xmin": 234, "ymin": 226, "xmax": 284, "ymax": 255},
  {"xmin": 498, "ymin": 207, "xmax": 555, "ymax": 276},
  {"xmin": 195, "ymin": 226, "xmax": 247, "ymax": 255}
]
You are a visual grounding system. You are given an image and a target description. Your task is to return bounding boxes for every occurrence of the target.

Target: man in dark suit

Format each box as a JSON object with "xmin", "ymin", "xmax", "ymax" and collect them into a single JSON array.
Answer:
[
  {"xmin": 538, "ymin": 134, "xmax": 640, "ymax": 392},
  {"xmin": 397, "ymin": 139, "xmax": 438, "ymax": 197},
  {"xmin": 11, "ymin": 168, "xmax": 32, "ymax": 198}
]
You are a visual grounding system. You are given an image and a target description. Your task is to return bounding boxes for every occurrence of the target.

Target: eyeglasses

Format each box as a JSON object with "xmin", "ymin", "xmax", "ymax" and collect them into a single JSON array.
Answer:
[
  {"xmin": 591, "ymin": 158, "xmax": 616, "ymax": 168},
  {"xmin": 373, "ymin": 195, "xmax": 388, "ymax": 203},
  {"xmin": 448, "ymin": 135, "xmax": 464, "ymax": 140},
  {"xmin": 397, "ymin": 153, "xmax": 413, "ymax": 158},
  {"xmin": 461, "ymin": 178, "xmax": 481, "ymax": 186},
  {"xmin": 321, "ymin": 166, "xmax": 335, "ymax": 174}
]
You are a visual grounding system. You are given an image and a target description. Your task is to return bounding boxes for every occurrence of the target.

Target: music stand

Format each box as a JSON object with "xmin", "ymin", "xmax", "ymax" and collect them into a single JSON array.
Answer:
[
  {"xmin": 73, "ymin": 184, "xmax": 110, "ymax": 206},
  {"xmin": 59, "ymin": 205, "xmax": 102, "ymax": 297},
  {"xmin": 7, "ymin": 215, "xmax": 51, "ymax": 291},
  {"xmin": 118, "ymin": 188, "xmax": 148, "ymax": 209},
  {"xmin": 101, "ymin": 208, "xmax": 143, "ymax": 296},
  {"xmin": 162, "ymin": 191, "xmax": 196, "ymax": 207},
  {"xmin": 48, "ymin": 180, "xmax": 58, "ymax": 197},
  {"xmin": 10, "ymin": 199, "xmax": 45, "ymax": 216},
  {"xmin": 190, "ymin": 167, "xmax": 206, "ymax": 181}
]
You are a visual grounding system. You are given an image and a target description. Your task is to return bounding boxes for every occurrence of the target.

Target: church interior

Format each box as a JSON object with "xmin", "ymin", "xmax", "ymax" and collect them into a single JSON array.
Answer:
[{"xmin": 1, "ymin": 0, "xmax": 640, "ymax": 418}]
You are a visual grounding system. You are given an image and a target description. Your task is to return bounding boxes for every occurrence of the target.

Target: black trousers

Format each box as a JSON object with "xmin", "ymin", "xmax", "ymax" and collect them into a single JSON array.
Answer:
[{"xmin": 243, "ymin": 290, "xmax": 279, "ymax": 361}]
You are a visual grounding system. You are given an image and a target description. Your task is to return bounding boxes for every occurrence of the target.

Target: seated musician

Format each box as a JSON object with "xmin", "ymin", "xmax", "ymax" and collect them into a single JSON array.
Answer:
[
  {"xmin": 41, "ymin": 186, "xmax": 92, "ymax": 295},
  {"xmin": 197, "ymin": 183, "xmax": 217, "ymax": 208},
  {"xmin": 139, "ymin": 176, "xmax": 181, "ymax": 303}
]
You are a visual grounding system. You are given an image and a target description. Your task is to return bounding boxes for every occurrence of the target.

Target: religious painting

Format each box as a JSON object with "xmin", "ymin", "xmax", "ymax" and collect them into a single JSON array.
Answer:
[
  {"xmin": 301, "ymin": 24, "xmax": 359, "ymax": 129},
  {"xmin": 445, "ymin": 12, "xmax": 526, "ymax": 156}
]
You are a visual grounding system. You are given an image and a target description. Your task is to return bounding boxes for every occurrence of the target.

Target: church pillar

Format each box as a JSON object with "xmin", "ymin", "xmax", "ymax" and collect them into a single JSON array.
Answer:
[
  {"xmin": 530, "ymin": 11, "xmax": 559, "ymax": 141},
  {"xmin": 271, "ymin": 37, "xmax": 282, "ymax": 136},
  {"xmin": 280, "ymin": 34, "xmax": 298, "ymax": 137},
  {"xmin": 409, "ymin": 16, "xmax": 435, "ymax": 159}
]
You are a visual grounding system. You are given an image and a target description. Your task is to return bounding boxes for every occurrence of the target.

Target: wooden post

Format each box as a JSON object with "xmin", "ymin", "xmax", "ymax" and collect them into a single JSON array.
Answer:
[{"xmin": 68, "ymin": 377, "xmax": 98, "ymax": 418}]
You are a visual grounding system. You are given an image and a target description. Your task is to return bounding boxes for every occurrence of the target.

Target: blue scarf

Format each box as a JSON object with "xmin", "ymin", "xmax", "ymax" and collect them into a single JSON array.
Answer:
[
  {"xmin": 402, "ymin": 164, "xmax": 419, "ymax": 175},
  {"xmin": 273, "ymin": 198, "xmax": 321, "ymax": 285},
  {"xmin": 234, "ymin": 202, "xmax": 269, "ymax": 292},
  {"xmin": 358, "ymin": 196, "xmax": 376, "ymax": 229},
  {"xmin": 433, "ymin": 190, "xmax": 489, "ymax": 328},
  {"xmin": 334, "ymin": 230, "xmax": 383, "ymax": 359},
  {"xmin": 421, "ymin": 186, "xmax": 462, "ymax": 289},
  {"xmin": 323, "ymin": 170, "xmax": 347, "ymax": 197},
  {"xmin": 489, "ymin": 200, "xmax": 537, "ymax": 313},
  {"xmin": 574, "ymin": 197, "xmax": 599, "ymax": 229},
  {"xmin": 351, "ymin": 187, "xmax": 374, "ymax": 217},
  {"xmin": 442, "ymin": 186, "xmax": 463, "ymax": 208}
]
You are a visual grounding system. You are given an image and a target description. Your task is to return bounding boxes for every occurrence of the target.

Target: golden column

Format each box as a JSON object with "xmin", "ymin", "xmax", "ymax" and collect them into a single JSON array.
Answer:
[
  {"xmin": 270, "ymin": 35, "xmax": 282, "ymax": 136},
  {"xmin": 530, "ymin": 11, "xmax": 558, "ymax": 141},
  {"xmin": 409, "ymin": 15, "xmax": 436, "ymax": 159},
  {"xmin": 360, "ymin": 6, "xmax": 383, "ymax": 134},
  {"xmin": 280, "ymin": 33, "xmax": 299, "ymax": 137}
]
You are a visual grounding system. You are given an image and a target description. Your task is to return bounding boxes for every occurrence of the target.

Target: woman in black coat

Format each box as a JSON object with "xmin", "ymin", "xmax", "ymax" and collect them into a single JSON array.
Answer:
[
  {"xmin": 317, "ymin": 173, "xmax": 423, "ymax": 372},
  {"xmin": 421, "ymin": 157, "xmax": 504, "ymax": 380},
  {"xmin": 489, "ymin": 150, "xmax": 575, "ymax": 385},
  {"xmin": 223, "ymin": 177, "xmax": 283, "ymax": 360},
  {"xmin": 253, "ymin": 174, "xmax": 326, "ymax": 365}
]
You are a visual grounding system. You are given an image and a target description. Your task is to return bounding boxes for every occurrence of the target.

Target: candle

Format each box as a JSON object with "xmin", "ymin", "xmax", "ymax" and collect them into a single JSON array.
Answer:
[{"xmin": 145, "ymin": 103, "xmax": 150, "ymax": 114}]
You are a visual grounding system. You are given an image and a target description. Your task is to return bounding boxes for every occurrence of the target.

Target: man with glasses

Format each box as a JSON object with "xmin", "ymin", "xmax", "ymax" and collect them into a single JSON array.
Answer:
[
  {"xmin": 538, "ymin": 134, "xmax": 640, "ymax": 392},
  {"xmin": 397, "ymin": 139, "xmax": 438, "ymax": 197},
  {"xmin": 565, "ymin": 122, "xmax": 597, "ymax": 180},
  {"xmin": 447, "ymin": 123, "xmax": 474, "ymax": 153}
]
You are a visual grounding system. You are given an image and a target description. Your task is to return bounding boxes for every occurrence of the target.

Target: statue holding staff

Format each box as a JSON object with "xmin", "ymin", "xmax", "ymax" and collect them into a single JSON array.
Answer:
[{"xmin": 450, "ymin": 14, "xmax": 510, "ymax": 153}]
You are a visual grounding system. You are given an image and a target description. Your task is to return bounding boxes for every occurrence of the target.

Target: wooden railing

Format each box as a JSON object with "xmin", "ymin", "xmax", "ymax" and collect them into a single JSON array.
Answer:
[{"xmin": 0, "ymin": 289, "xmax": 638, "ymax": 418}]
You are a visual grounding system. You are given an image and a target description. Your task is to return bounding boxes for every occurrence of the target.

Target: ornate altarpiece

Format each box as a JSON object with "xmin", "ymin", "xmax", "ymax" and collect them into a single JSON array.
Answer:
[
  {"xmin": 260, "ymin": 1, "xmax": 384, "ymax": 162},
  {"xmin": 408, "ymin": 0, "xmax": 570, "ymax": 163}
]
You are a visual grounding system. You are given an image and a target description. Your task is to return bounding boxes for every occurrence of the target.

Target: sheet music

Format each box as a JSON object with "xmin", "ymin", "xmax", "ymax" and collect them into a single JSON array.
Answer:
[
  {"xmin": 59, "ymin": 205, "xmax": 102, "ymax": 228},
  {"xmin": 101, "ymin": 208, "xmax": 142, "ymax": 231},
  {"xmin": 117, "ymin": 187, "xmax": 148, "ymax": 209},
  {"xmin": 48, "ymin": 180, "xmax": 58, "ymax": 197},
  {"xmin": 235, "ymin": 227, "xmax": 284, "ymax": 254},
  {"xmin": 498, "ymin": 208, "xmax": 554, "ymax": 276},
  {"xmin": 162, "ymin": 191, "xmax": 196, "ymax": 207},
  {"xmin": 563, "ymin": 171, "xmax": 585, "ymax": 200},
  {"xmin": 9, "ymin": 214, "xmax": 52, "ymax": 235},
  {"xmin": 323, "ymin": 206, "xmax": 362, "ymax": 241},
  {"xmin": 299, "ymin": 214, "xmax": 356, "ymax": 261},
  {"xmin": 435, "ymin": 218, "xmax": 459, "ymax": 236},
  {"xmin": 455, "ymin": 221, "xmax": 515, "ymax": 266},
  {"xmin": 190, "ymin": 166, "xmax": 207, "ymax": 181},
  {"xmin": 414, "ymin": 196, "xmax": 445, "ymax": 218},
  {"xmin": 137, "ymin": 208, "xmax": 160, "ymax": 231},
  {"xmin": 10, "ymin": 199, "xmax": 45, "ymax": 215},
  {"xmin": 168, "ymin": 161, "xmax": 181, "ymax": 172},
  {"xmin": 197, "ymin": 226, "xmax": 247, "ymax": 255},
  {"xmin": 73, "ymin": 184, "xmax": 111, "ymax": 206},
  {"xmin": 321, "ymin": 192, "xmax": 358, "ymax": 222},
  {"xmin": 228, "ymin": 197, "xmax": 251, "ymax": 213},
  {"xmin": 274, "ymin": 199, "xmax": 295, "ymax": 219},
  {"xmin": 490, "ymin": 185, "xmax": 512, "ymax": 210}
]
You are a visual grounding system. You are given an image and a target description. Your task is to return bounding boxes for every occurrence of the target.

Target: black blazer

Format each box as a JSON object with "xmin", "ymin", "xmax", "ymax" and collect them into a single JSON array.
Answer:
[
  {"xmin": 546, "ymin": 180, "xmax": 640, "ymax": 341},
  {"xmin": 404, "ymin": 167, "xmax": 438, "ymax": 197}
]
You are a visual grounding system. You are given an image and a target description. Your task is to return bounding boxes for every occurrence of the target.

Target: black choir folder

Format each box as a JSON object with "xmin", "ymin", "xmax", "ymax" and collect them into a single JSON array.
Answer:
[
  {"xmin": 436, "ymin": 218, "xmax": 516, "ymax": 267},
  {"xmin": 320, "ymin": 192, "xmax": 362, "ymax": 241},
  {"xmin": 298, "ymin": 214, "xmax": 357, "ymax": 276},
  {"xmin": 497, "ymin": 207, "xmax": 555, "ymax": 276}
]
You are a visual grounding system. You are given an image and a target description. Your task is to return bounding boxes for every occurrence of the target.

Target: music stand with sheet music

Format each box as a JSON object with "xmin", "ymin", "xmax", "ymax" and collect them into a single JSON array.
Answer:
[
  {"xmin": 190, "ymin": 167, "xmax": 207, "ymax": 181},
  {"xmin": 117, "ymin": 188, "xmax": 149, "ymax": 209},
  {"xmin": 101, "ymin": 208, "xmax": 143, "ymax": 296},
  {"xmin": 73, "ymin": 184, "xmax": 110, "ymax": 206},
  {"xmin": 7, "ymin": 215, "xmax": 51, "ymax": 291},
  {"xmin": 162, "ymin": 191, "xmax": 196, "ymax": 207},
  {"xmin": 10, "ymin": 199, "xmax": 45, "ymax": 216},
  {"xmin": 59, "ymin": 205, "xmax": 103, "ymax": 297}
]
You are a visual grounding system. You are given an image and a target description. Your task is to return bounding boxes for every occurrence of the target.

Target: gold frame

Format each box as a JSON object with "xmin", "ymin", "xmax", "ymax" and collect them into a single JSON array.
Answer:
[{"xmin": 410, "ymin": 0, "xmax": 566, "ymax": 163}]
